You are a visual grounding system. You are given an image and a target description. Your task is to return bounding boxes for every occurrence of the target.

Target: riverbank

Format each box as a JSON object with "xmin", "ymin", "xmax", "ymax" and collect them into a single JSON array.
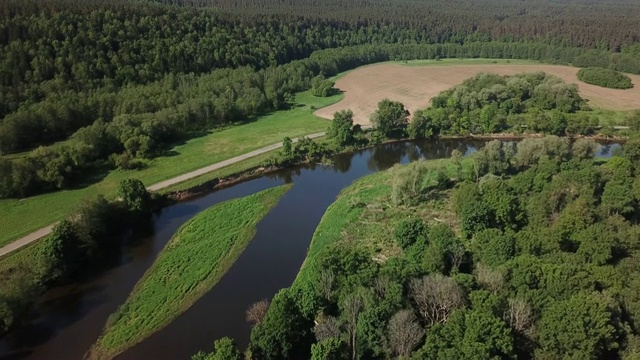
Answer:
[{"xmin": 88, "ymin": 184, "xmax": 292, "ymax": 360}]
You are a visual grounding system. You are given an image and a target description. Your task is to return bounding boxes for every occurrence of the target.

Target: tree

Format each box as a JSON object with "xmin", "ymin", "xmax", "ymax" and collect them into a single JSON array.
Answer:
[
  {"xmin": 504, "ymin": 298, "xmax": 534, "ymax": 334},
  {"xmin": 471, "ymin": 229, "xmax": 516, "ymax": 267},
  {"xmin": 408, "ymin": 109, "xmax": 441, "ymax": 138},
  {"xmin": 314, "ymin": 315, "xmax": 341, "ymax": 342},
  {"xmin": 537, "ymin": 293, "xmax": 617, "ymax": 359},
  {"xmin": 410, "ymin": 274, "xmax": 465, "ymax": 324},
  {"xmin": 623, "ymin": 138, "xmax": 640, "ymax": 164},
  {"xmin": 417, "ymin": 308, "xmax": 514, "ymax": 359},
  {"xmin": 340, "ymin": 290, "xmax": 365, "ymax": 360},
  {"xmin": 601, "ymin": 180, "xmax": 634, "ymax": 215},
  {"xmin": 312, "ymin": 75, "xmax": 335, "ymax": 97},
  {"xmin": 118, "ymin": 178, "xmax": 151, "ymax": 214},
  {"xmin": 328, "ymin": 110, "xmax": 354, "ymax": 147},
  {"xmin": 281, "ymin": 137, "xmax": 293, "ymax": 158},
  {"xmin": 370, "ymin": 99, "xmax": 409, "ymax": 137},
  {"xmin": 191, "ymin": 337, "xmax": 242, "ymax": 360},
  {"xmin": 571, "ymin": 138, "xmax": 599, "ymax": 159},
  {"xmin": 311, "ymin": 337, "xmax": 347, "ymax": 360},
  {"xmin": 246, "ymin": 299, "xmax": 270, "ymax": 327},
  {"xmin": 394, "ymin": 218, "xmax": 428, "ymax": 249},
  {"xmin": 459, "ymin": 200, "xmax": 494, "ymax": 237},
  {"xmin": 250, "ymin": 289, "xmax": 311, "ymax": 360},
  {"xmin": 39, "ymin": 219, "xmax": 82, "ymax": 282},
  {"xmin": 387, "ymin": 309, "xmax": 424, "ymax": 358}
]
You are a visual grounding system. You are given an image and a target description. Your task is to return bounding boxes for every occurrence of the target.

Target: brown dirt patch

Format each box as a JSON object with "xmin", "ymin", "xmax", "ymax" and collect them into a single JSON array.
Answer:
[{"xmin": 315, "ymin": 63, "xmax": 640, "ymax": 125}]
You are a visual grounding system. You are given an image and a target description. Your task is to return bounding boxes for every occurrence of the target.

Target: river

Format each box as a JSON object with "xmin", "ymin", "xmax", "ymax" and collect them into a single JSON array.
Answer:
[{"xmin": 0, "ymin": 139, "xmax": 621, "ymax": 360}]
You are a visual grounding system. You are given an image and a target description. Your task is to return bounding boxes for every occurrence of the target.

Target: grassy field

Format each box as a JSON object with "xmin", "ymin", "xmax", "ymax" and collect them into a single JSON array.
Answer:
[
  {"xmin": 88, "ymin": 184, "xmax": 292, "ymax": 360},
  {"xmin": 0, "ymin": 91, "xmax": 340, "ymax": 247}
]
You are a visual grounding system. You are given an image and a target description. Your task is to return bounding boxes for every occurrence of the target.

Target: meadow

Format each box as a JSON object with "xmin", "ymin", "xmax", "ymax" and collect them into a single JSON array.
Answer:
[{"xmin": 88, "ymin": 184, "xmax": 292, "ymax": 359}]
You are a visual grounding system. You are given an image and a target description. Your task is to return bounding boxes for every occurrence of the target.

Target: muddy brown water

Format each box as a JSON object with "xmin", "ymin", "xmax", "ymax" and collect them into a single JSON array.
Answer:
[{"xmin": 0, "ymin": 139, "xmax": 621, "ymax": 360}]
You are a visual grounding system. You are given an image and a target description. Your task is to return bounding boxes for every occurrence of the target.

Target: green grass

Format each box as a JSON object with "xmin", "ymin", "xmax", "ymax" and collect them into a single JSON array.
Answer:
[
  {"xmin": 0, "ymin": 91, "xmax": 341, "ymax": 247},
  {"xmin": 88, "ymin": 184, "xmax": 292, "ymax": 360}
]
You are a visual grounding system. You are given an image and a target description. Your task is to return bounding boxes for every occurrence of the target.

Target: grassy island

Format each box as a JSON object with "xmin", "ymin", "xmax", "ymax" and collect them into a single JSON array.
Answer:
[{"xmin": 89, "ymin": 184, "xmax": 292, "ymax": 359}]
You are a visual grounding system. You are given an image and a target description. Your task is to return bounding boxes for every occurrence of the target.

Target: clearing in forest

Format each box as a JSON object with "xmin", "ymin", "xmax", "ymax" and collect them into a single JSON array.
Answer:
[{"xmin": 316, "ymin": 61, "xmax": 640, "ymax": 125}]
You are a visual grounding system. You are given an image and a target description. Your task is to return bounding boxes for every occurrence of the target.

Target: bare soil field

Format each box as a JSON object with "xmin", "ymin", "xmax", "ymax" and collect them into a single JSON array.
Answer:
[{"xmin": 315, "ymin": 63, "xmax": 640, "ymax": 125}]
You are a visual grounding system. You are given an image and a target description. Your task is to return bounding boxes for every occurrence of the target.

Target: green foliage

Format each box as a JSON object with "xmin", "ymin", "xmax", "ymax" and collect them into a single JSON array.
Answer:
[
  {"xmin": 577, "ymin": 68, "xmax": 633, "ymax": 89},
  {"xmin": 312, "ymin": 76, "xmax": 336, "ymax": 97},
  {"xmin": 394, "ymin": 218, "xmax": 428, "ymax": 249},
  {"xmin": 250, "ymin": 289, "xmax": 312, "ymax": 360},
  {"xmin": 537, "ymin": 293, "xmax": 618, "ymax": 359},
  {"xmin": 191, "ymin": 338, "xmax": 242, "ymax": 360},
  {"xmin": 623, "ymin": 138, "xmax": 640, "ymax": 164},
  {"xmin": 601, "ymin": 180, "xmax": 634, "ymax": 216},
  {"xmin": 459, "ymin": 200, "xmax": 494, "ymax": 237},
  {"xmin": 327, "ymin": 110, "xmax": 355, "ymax": 147},
  {"xmin": 417, "ymin": 309, "xmax": 514, "ymax": 359},
  {"xmin": 311, "ymin": 338, "xmax": 347, "ymax": 360},
  {"xmin": 118, "ymin": 178, "xmax": 151, "ymax": 214},
  {"xmin": 92, "ymin": 185, "xmax": 292, "ymax": 359},
  {"xmin": 370, "ymin": 99, "xmax": 409, "ymax": 137},
  {"xmin": 471, "ymin": 229, "xmax": 515, "ymax": 267},
  {"xmin": 426, "ymin": 72, "xmax": 584, "ymax": 137},
  {"xmin": 408, "ymin": 109, "xmax": 445, "ymax": 138}
]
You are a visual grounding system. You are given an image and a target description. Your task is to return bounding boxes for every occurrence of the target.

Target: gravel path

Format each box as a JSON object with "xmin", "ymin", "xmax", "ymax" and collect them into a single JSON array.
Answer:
[{"xmin": 0, "ymin": 132, "xmax": 326, "ymax": 257}]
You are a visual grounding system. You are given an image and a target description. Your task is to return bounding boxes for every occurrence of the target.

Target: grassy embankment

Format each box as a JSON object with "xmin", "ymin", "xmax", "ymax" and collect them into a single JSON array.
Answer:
[
  {"xmin": 293, "ymin": 158, "xmax": 472, "ymax": 288},
  {"xmin": 0, "ymin": 91, "xmax": 341, "ymax": 247},
  {"xmin": 88, "ymin": 184, "xmax": 292, "ymax": 360}
]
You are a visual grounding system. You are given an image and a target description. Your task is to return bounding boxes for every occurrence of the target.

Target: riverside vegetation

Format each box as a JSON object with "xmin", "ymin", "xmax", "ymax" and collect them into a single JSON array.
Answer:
[
  {"xmin": 89, "ymin": 184, "xmax": 292, "ymax": 359},
  {"xmin": 217, "ymin": 137, "xmax": 640, "ymax": 360}
]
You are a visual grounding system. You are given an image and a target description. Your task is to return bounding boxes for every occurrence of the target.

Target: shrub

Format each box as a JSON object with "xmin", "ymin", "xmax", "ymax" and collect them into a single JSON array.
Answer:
[{"xmin": 395, "ymin": 218, "xmax": 428, "ymax": 249}]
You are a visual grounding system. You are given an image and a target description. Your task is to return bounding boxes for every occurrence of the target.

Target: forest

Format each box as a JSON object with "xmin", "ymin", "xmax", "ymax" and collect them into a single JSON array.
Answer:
[
  {"xmin": 1, "ymin": 0, "xmax": 640, "ymax": 200},
  {"xmin": 217, "ymin": 137, "xmax": 640, "ymax": 360}
]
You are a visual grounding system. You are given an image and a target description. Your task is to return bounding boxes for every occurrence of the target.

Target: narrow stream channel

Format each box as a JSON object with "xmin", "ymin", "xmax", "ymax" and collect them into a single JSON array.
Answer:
[{"xmin": 0, "ymin": 139, "xmax": 620, "ymax": 360}]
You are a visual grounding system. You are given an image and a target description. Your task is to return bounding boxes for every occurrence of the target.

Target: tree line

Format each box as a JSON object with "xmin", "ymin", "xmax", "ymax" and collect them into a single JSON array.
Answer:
[{"xmin": 231, "ymin": 137, "xmax": 640, "ymax": 359}]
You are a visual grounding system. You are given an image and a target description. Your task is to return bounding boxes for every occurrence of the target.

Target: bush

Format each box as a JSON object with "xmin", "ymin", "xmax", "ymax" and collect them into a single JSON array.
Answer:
[
  {"xmin": 395, "ymin": 218, "xmax": 428, "ymax": 249},
  {"xmin": 577, "ymin": 68, "xmax": 633, "ymax": 89}
]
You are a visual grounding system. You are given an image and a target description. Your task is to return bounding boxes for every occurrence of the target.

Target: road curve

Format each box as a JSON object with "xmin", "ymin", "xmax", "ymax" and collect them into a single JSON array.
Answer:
[{"xmin": 0, "ymin": 132, "xmax": 326, "ymax": 257}]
